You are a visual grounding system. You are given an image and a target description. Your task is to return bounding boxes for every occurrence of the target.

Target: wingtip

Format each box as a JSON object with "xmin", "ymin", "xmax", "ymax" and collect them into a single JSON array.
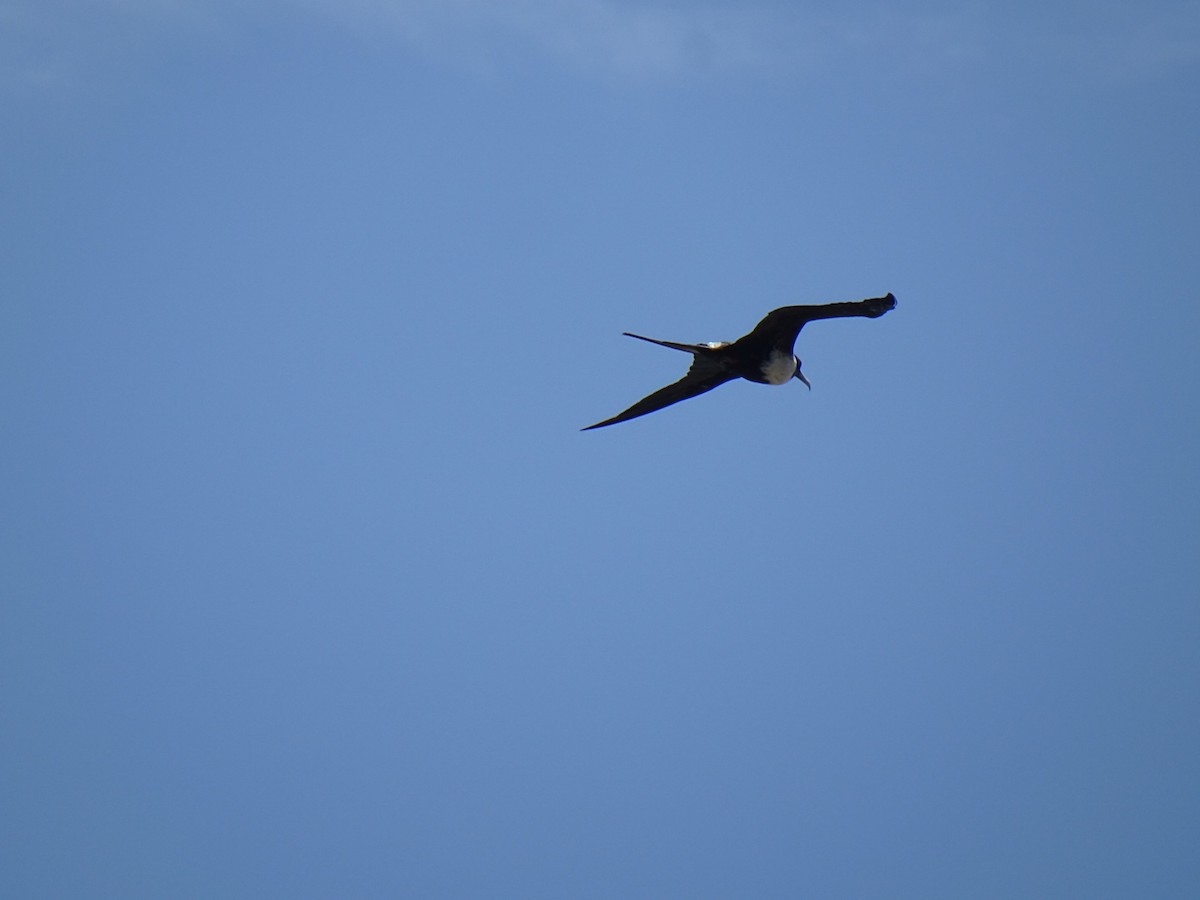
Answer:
[{"xmin": 865, "ymin": 292, "xmax": 897, "ymax": 316}]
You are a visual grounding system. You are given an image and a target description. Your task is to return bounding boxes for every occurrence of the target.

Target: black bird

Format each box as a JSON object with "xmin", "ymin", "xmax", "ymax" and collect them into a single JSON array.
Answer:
[{"xmin": 582, "ymin": 293, "xmax": 896, "ymax": 430}]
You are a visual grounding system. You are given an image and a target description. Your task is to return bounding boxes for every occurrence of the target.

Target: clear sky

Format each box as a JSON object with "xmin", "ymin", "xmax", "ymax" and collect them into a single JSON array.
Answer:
[{"xmin": 3, "ymin": 2, "xmax": 1199, "ymax": 897}]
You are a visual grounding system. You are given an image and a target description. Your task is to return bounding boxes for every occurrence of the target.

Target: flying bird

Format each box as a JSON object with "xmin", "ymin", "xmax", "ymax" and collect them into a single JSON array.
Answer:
[{"xmin": 582, "ymin": 293, "xmax": 896, "ymax": 430}]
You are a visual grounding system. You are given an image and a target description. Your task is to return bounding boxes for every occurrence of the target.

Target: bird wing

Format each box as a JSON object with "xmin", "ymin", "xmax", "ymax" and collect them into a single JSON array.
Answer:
[
  {"xmin": 581, "ymin": 356, "xmax": 734, "ymax": 430},
  {"xmin": 735, "ymin": 293, "xmax": 897, "ymax": 354},
  {"xmin": 736, "ymin": 307, "xmax": 812, "ymax": 353}
]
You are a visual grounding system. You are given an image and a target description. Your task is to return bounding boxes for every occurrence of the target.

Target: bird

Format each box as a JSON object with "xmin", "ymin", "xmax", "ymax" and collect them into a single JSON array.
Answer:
[{"xmin": 582, "ymin": 293, "xmax": 896, "ymax": 430}]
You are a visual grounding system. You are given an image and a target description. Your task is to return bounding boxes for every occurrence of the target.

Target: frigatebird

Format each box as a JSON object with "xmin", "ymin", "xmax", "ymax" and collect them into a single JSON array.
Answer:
[{"xmin": 582, "ymin": 293, "xmax": 896, "ymax": 430}]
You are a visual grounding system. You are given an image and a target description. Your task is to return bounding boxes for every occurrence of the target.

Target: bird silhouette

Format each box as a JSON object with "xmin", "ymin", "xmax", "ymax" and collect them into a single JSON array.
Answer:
[{"xmin": 582, "ymin": 293, "xmax": 896, "ymax": 430}]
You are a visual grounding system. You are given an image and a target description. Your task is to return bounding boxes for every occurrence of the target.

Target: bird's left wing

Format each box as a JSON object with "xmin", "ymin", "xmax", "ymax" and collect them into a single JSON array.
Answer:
[{"xmin": 582, "ymin": 357, "xmax": 734, "ymax": 430}]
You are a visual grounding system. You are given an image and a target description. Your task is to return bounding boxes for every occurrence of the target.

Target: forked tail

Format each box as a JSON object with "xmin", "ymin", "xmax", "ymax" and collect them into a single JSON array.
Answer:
[{"xmin": 623, "ymin": 332, "xmax": 706, "ymax": 353}]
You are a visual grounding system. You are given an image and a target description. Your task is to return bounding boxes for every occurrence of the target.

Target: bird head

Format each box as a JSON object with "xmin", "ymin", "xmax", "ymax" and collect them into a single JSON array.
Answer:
[{"xmin": 794, "ymin": 359, "xmax": 811, "ymax": 389}]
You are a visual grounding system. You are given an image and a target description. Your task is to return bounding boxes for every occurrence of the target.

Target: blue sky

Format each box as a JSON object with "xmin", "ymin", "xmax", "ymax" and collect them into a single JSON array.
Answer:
[{"xmin": 3, "ymin": 1, "xmax": 1199, "ymax": 897}]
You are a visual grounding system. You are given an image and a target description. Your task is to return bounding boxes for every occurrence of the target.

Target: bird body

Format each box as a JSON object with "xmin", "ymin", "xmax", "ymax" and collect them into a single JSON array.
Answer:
[
  {"xmin": 758, "ymin": 349, "xmax": 799, "ymax": 385},
  {"xmin": 582, "ymin": 293, "xmax": 896, "ymax": 430}
]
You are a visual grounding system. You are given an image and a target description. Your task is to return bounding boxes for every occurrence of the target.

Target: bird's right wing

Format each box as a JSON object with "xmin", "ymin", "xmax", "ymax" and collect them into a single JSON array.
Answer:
[
  {"xmin": 737, "ymin": 293, "xmax": 897, "ymax": 353},
  {"xmin": 581, "ymin": 357, "xmax": 734, "ymax": 430}
]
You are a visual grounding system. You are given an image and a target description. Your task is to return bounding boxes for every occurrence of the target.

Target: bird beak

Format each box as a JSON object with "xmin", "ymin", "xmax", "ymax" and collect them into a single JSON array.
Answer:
[{"xmin": 796, "ymin": 371, "xmax": 811, "ymax": 390}]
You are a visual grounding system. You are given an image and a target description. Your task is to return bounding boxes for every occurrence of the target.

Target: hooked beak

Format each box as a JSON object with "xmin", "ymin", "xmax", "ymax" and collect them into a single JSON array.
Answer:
[{"xmin": 795, "ymin": 370, "xmax": 811, "ymax": 390}]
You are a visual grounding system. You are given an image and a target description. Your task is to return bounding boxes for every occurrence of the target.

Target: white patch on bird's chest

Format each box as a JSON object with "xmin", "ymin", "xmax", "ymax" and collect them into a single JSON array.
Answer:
[{"xmin": 760, "ymin": 350, "xmax": 797, "ymax": 385}]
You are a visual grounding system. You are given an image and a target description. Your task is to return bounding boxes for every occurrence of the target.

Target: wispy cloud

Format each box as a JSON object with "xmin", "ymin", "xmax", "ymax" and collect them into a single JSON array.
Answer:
[
  {"xmin": 293, "ymin": 0, "xmax": 799, "ymax": 78},
  {"xmin": 296, "ymin": 0, "xmax": 1200, "ymax": 82},
  {"xmin": 0, "ymin": 0, "xmax": 215, "ymax": 99},
  {"xmin": 0, "ymin": 0, "xmax": 995, "ymax": 95},
  {"xmin": 3, "ymin": 0, "xmax": 1197, "ymax": 98},
  {"xmin": 1032, "ymin": 2, "xmax": 1200, "ymax": 81}
]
